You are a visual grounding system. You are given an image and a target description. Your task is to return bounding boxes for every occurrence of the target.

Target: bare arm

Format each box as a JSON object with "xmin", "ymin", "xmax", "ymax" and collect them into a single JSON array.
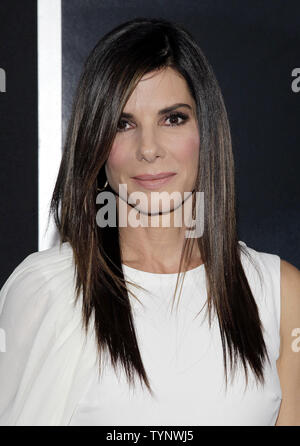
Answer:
[{"xmin": 275, "ymin": 259, "xmax": 300, "ymax": 426}]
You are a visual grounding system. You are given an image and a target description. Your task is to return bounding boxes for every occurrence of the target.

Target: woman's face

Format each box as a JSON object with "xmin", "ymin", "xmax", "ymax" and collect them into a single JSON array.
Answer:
[{"xmin": 105, "ymin": 67, "xmax": 200, "ymax": 215}]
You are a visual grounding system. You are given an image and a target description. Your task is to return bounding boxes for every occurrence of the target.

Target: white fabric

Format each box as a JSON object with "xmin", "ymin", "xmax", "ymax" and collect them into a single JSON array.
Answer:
[{"xmin": 0, "ymin": 241, "xmax": 282, "ymax": 425}]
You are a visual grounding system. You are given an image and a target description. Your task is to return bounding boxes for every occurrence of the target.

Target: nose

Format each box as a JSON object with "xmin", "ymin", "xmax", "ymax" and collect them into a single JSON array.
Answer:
[{"xmin": 137, "ymin": 127, "xmax": 165, "ymax": 162}]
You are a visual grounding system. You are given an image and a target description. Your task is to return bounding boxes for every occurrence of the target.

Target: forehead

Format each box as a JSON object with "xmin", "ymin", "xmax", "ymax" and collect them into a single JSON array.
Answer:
[{"xmin": 124, "ymin": 67, "xmax": 194, "ymax": 111}]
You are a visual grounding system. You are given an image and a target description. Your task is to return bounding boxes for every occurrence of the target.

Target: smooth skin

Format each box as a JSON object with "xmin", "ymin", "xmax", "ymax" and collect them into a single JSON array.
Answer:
[
  {"xmin": 275, "ymin": 259, "xmax": 300, "ymax": 425},
  {"xmin": 105, "ymin": 67, "xmax": 202, "ymax": 273}
]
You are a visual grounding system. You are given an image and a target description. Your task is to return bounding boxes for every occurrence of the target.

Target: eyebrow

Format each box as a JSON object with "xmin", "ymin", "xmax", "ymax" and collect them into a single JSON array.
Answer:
[{"xmin": 120, "ymin": 103, "xmax": 192, "ymax": 119}]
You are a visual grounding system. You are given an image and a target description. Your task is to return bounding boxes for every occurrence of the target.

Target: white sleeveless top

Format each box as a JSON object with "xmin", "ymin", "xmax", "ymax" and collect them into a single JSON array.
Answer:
[
  {"xmin": 68, "ymin": 241, "xmax": 282, "ymax": 426},
  {"xmin": 0, "ymin": 240, "xmax": 282, "ymax": 426}
]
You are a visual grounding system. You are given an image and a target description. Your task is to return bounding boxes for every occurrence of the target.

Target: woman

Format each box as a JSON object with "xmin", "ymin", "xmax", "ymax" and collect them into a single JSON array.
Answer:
[{"xmin": 0, "ymin": 17, "xmax": 299, "ymax": 426}]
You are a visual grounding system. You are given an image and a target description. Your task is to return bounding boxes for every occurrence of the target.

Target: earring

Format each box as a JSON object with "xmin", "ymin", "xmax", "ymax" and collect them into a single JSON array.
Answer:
[{"xmin": 97, "ymin": 180, "xmax": 108, "ymax": 192}]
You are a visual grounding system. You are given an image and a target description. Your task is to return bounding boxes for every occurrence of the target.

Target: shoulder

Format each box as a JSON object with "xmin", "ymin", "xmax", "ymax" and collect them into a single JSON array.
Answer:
[
  {"xmin": 239, "ymin": 242, "xmax": 300, "ymax": 334},
  {"xmin": 238, "ymin": 240, "xmax": 279, "ymax": 269},
  {"xmin": 239, "ymin": 242, "xmax": 300, "ymax": 354},
  {"xmin": 12, "ymin": 241, "xmax": 74, "ymax": 274},
  {"xmin": 238, "ymin": 240, "xmax": 281, "ymax": 295},
  {"xmin": 276, "ymin": 259, "xmax": 300, "ymax": 424},
  {"xmin": 0, "ymin": 242, "xmax": 76, "ymax": 313},
  {"xmin": 238, "ymin": 241, "xmax": 283, "ymax": 357},
  {"xmin": 280, "ymin": 258, "xmax": 300, "ymax": 295}
]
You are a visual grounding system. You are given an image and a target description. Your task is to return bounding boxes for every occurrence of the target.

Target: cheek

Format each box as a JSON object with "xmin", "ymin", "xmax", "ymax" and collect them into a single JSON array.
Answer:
[
  {"xmin": 175, "ymin": 134, "xmax": 200, "ymax": 163},
  {"xmin": 106, "ymin": 141, "xmax": 129, "ymax": 173}
]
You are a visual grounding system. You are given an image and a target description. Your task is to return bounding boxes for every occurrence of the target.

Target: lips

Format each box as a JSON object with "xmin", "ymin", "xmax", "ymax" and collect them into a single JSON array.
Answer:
[
  {"xmin": 132, "ymin": 172, "xmax": 176, "ymax": 180},
  {"xmin": 131, "ymin": 172, "xmax": 177, "ymax": 190}
]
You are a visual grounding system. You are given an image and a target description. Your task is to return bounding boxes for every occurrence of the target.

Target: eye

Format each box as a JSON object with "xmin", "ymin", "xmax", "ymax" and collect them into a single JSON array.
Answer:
[
  {"xmin": 116, "ymin": 111, "xmax": 189, "ymax": 132},
  {"xmin": 164, "ymin": 112, "xmax": 189, "ymax": 127},
  {"xmin": 116, "ymin": 119, "xmax": 132, "ymax": 132}
]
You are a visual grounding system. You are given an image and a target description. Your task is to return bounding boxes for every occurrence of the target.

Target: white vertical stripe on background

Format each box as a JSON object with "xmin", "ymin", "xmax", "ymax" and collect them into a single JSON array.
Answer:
[{"xmin": 38, "ymin": 0, "xmax": 61, "ymax": 250}]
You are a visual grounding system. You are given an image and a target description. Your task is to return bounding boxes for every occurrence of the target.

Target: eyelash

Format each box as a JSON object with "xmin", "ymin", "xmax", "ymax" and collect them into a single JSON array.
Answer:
[{"xmin": 116, "ymin": 112, "xmax": 189, "ymax": 132}]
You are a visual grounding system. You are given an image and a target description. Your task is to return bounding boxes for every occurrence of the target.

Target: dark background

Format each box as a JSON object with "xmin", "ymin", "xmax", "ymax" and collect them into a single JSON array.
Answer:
[
  {"xmin": 0, "ymin": 0, "xmax": 38, "ymax": 288},
  {"xmin": 1, "ymin": 0, "xmax": 299, "ymax": 287}
]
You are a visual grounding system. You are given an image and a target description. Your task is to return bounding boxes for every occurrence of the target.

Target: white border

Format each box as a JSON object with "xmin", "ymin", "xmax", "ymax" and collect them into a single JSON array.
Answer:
[{"xmin": 38, "ymin": 0, "xmax": 62, "ymax": 250}]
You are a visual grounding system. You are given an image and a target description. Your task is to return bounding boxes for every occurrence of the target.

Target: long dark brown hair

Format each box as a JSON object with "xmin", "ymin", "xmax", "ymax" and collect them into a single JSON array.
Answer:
[{"xmin": 50, "ymin": 17, "xmax": 269, "ymax": 395}]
